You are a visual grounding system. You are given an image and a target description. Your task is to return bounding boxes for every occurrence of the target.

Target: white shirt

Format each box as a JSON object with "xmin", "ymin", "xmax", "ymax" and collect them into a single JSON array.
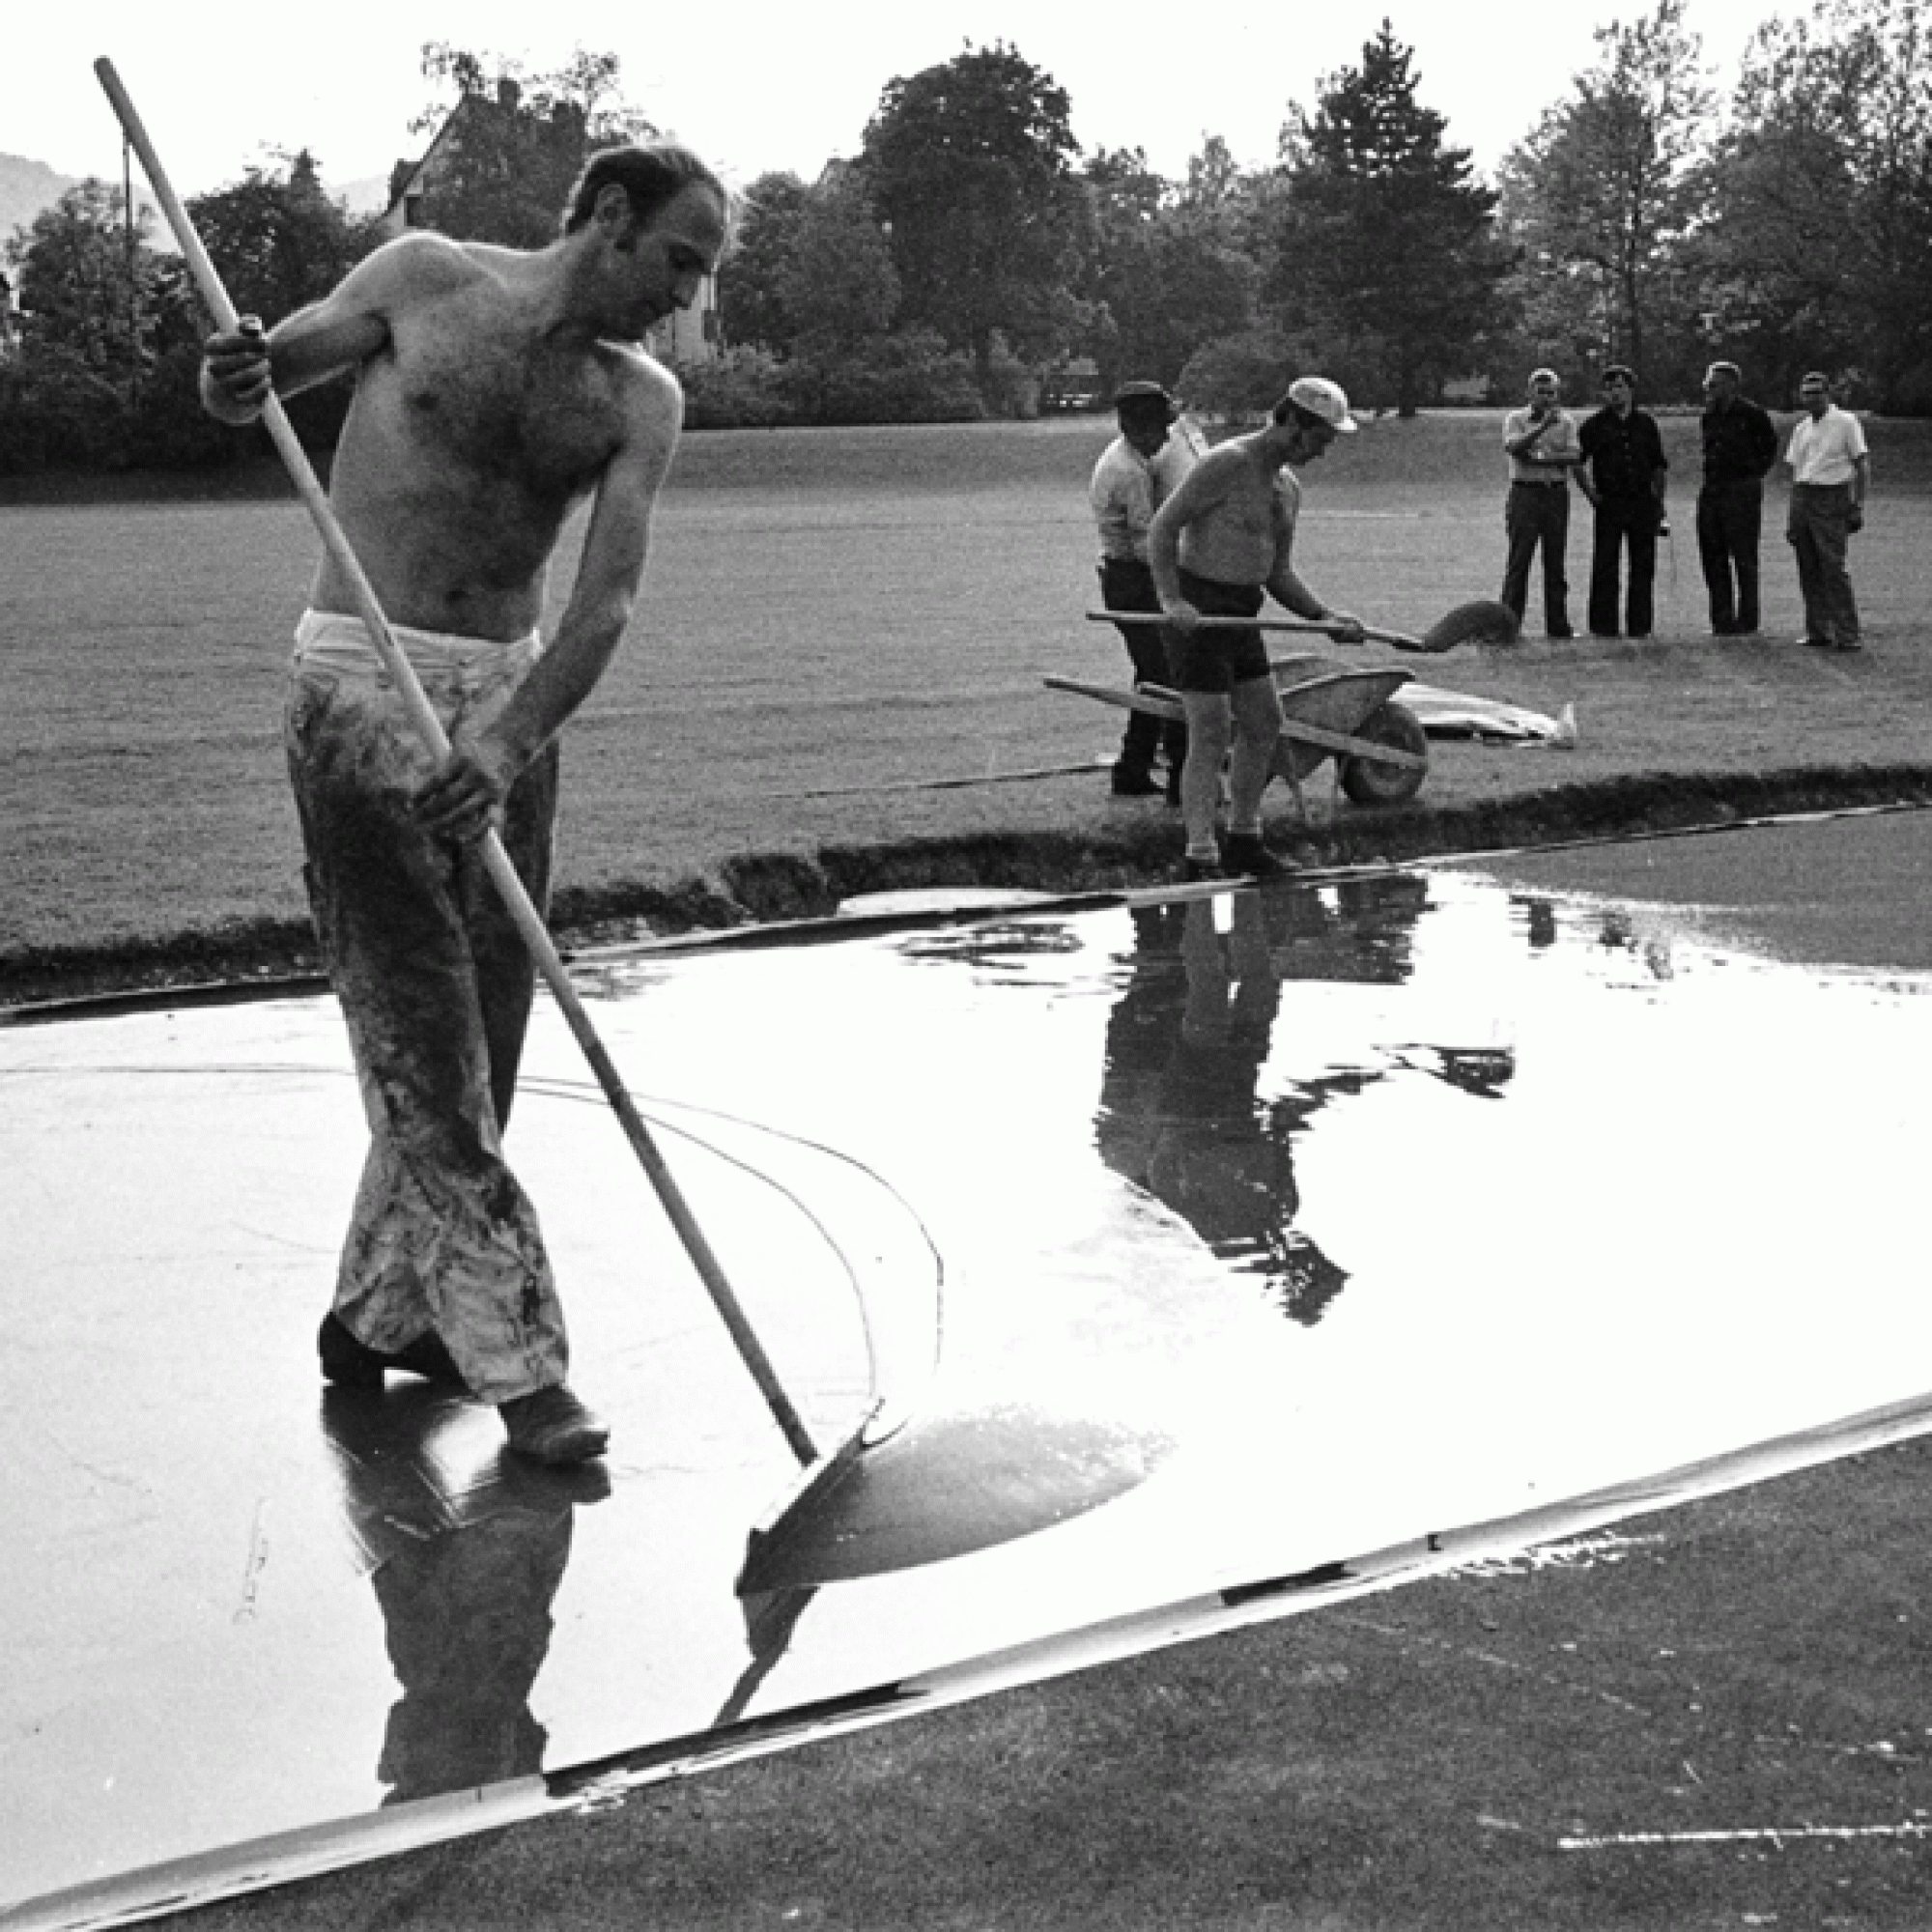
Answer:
[
  {"xmin": 1091, "ymin": 421, "xmax": 1204, "ymax": 561},
  {"xmin": 1786, "ymin": 406, "xmax": 1868, "ymax": 487}
]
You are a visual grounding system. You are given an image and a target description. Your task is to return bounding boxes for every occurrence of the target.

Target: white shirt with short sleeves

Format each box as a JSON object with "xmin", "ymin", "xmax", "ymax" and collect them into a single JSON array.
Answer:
[
  {"xmin": 1092, "ymin": 425, "xmax": 1203, "ymax": 562},
  {"xmin": 1786, "ymin": 406, "xmax": 1868, "ymax": 487}
]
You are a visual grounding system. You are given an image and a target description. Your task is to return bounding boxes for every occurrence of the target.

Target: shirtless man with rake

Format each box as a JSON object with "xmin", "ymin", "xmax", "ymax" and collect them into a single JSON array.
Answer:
[{"xmin": 200, "ymin": 143, "xmax": 728, "ymax": 1464}]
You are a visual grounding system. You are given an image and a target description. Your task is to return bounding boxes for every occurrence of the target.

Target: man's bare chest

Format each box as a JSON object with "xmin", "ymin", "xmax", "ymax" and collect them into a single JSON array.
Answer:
[{"xmin": 382, "ymin": 325, "xmax": 621, "ymax": 498}]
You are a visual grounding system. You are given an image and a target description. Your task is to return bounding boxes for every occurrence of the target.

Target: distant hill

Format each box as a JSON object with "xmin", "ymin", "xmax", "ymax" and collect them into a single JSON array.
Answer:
[
  {"xmin": 1, "ymin": 153, "xmax": 79, "ymax": 245},
  {"xmin": 0, "ymin": 151, "xmax": 389, "ymax": 257},
  {"xmin": 334, "ymin": 174, "xmax": 394, "ymax": 216}
]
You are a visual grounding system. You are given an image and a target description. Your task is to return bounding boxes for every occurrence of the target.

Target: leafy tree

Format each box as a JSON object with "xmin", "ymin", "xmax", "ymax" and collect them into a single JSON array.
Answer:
[
  {"xmin": 1262, "ymin": 22, "xmax": 1507, "ymax": 415},
  {"xmin": 6, "ymin": 180, "xmax": 152, "ymax": 383},
  {"xmin": 1497, "ymin": 0, "xmax": 1715, "ymax": 383},
  {"xmin": 717, "ymin": 171, "xmax": 810, "ymax": 353},
  {"xmin": 861, "ymin": 42, "xmax": 1094, "ymax": 384},
  {"xmin": 406, "ymin": 43, "xmax": 655, "ymax": 247},
  {"xmin": 1700, "ymin": 0, "xmax": 1932, "ymax": 408},
  {"xmin": 782, "ymin": 171, "xmax": 901, "ymax": 357},
  {"xmin": 188, "ymin": 151, "xmax": 378, "ymax": 326},
  {"xmin": 1, "ymin": 181, "xmax": 227, "ymax": 470},
  {"xmin": 1083, "ymin": 142, "xmax": 1259, "ymax": 394}
]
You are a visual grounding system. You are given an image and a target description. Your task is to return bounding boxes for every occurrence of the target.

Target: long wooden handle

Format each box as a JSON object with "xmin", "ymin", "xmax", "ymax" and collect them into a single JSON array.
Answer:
[
  {"xmin": 96, "ymin": 57, "xmax": 819, "ymax": 1466},
  {"xmin": 1087, "ymin": 609, "xmax": 1428, "ymax": 653}
]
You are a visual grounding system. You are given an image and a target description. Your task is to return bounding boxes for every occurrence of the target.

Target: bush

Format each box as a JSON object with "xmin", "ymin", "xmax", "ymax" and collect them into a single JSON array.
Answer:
[
  {"xmin": 1177, "ymin": 327, "xmax": 1296, "ymax": 419},
  {"xmin": 673, "ymin": 347, "xmax": 800, "ymax": 430},
  {"xmin": 1881, "ymin": 360, "xmax": 1932, "ymax": 418},
  {"xmin": 978, "ymin": 334, "xmax": 1039, "ymax": 420},
  {"xmin": 777, "ymin": 330, "xmax": 985, "ymax": 425},
  {"xmin": 0, "ymin": 345, "xmax": 128, "ymax": 473}
]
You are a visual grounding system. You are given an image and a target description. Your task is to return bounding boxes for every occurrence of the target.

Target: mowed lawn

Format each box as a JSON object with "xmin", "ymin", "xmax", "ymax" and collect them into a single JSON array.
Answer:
[{"xmin": 5, "ymin": 410, "xmax": 1930, "ymax": 965}]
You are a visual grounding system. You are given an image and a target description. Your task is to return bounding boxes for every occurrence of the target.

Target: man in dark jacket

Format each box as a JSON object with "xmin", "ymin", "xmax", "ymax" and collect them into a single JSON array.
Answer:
[
  {"xmin": 1695, "ymin": 361, "xmax": 1779, "ymax": 637},
  {"xmin": 1577, "ymin": 366, "xmax": 1669, "ymax": 639}
]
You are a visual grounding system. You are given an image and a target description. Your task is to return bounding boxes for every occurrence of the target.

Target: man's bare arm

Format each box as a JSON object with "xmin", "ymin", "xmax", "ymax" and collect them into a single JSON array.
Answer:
[
  {"xmin": 1264, "ymin": 559, "xmax": 1364, "ymax": 640},
  {"xmin": 199, "ymin": 233, "xmax": 462, "ymax": 423},
  {"xmin": 414, "ymin": 364, "xmax": 683, "ymax": 839}
]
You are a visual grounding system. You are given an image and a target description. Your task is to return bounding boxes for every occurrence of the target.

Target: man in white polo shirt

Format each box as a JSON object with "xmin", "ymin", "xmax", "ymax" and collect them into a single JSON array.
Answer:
[{"xmin": 1784, "ymin": 371, "xmax": 1870, "ymax": 651}]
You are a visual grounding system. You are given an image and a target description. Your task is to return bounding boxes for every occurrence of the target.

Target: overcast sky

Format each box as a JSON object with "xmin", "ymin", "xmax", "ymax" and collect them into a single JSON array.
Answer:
[{"xmin": 15, "ymin": 0, "xmax": 1802, "ymax": 203}]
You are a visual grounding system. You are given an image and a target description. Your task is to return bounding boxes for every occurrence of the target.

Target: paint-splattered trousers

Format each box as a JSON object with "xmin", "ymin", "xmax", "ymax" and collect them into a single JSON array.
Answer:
[{"xmin": 286, "ymin": 611, "xmax": 567, "ymax": 1404}]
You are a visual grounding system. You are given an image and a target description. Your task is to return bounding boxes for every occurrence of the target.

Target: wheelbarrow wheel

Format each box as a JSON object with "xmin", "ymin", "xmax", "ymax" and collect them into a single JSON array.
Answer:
[{"xmin": 1339, "ymin": 700, "xmax": 1428, "ymax": 806}]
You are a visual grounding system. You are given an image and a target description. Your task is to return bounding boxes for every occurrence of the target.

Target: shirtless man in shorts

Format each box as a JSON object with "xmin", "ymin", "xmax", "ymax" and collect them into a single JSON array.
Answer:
[
  {"xmin": 1148, "ymin": 377, "xmax": 1365, "ymax": 881},
  {"xmin": 200, "ymin": 143, "xmax": 729, "ymax": 1464}
]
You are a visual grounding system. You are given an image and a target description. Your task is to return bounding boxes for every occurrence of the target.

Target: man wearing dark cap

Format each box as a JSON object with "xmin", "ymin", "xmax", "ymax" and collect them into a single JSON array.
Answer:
[
  {"xmin": 1150, "ymin": 377, "xmax": 1364, "ymax": 881},
  {"xmin": 1696, "ymin": 361, "xmax": 1778, "ymax": 637},
  {"xmin": 1091, "ymin": 381, "xmax": 1199, "ymax": 796}
]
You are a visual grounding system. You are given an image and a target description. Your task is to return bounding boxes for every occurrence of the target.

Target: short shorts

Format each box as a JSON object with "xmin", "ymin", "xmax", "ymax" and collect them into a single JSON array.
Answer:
[{"xmin": 1165, "ymin": 570, "xmax": 1270, "ymax": 693}]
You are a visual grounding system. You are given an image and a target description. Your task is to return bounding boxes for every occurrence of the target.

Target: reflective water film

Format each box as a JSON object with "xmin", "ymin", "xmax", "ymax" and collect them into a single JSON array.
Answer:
[{"xmin": 5, "ymin": 814, "xmax": 1931, "ymax": 1924}]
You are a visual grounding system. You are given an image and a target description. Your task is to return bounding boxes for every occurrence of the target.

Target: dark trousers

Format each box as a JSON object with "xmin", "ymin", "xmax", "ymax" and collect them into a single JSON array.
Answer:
[
  {"xmin": 1097, "ymin": 556, "xmax": 1187, "ymax": 778},
  {"xmin": 1695, "ymin": 480, "xmax": 1764, "ymax": 633},
  {"xmin": 1786, "ymin": 483, "xmax": 1861, "ymax": 644},
  {"xmin": 1500, "ymin": 482, "xmax": 1572, "ymax": 636},
  {"xmin": 1588, "ymin": 497, "xmax": 1660, "ymax": 638}
]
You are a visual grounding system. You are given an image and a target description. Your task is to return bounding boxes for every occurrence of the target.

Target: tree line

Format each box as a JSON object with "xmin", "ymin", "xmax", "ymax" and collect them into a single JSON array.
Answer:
[{"xmin": 5, "ymin": 0, "xmax": 1930, "ymax": 475}]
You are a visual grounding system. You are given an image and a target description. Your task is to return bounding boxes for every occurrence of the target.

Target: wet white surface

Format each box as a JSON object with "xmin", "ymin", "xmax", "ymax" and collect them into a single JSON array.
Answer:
[{"xmin": 5, "ymin": 813, "xmax": 1932, "ymax": 1922}]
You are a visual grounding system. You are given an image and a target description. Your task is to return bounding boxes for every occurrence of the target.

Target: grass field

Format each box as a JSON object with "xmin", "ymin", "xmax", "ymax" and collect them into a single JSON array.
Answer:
[{"xmin": 6, "ymin": 409, "xmax": 1930, "ymax": 996}]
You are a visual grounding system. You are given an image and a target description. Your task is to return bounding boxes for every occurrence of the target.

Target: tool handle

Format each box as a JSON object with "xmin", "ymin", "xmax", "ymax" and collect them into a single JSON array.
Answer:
[
  {"xmin": 1086, "ymin": 609, "xmax": 1426, "ymax": 652},
  {"xmin": 96, "ymin": 57, "xmax": 818, "ymax": 1465}
]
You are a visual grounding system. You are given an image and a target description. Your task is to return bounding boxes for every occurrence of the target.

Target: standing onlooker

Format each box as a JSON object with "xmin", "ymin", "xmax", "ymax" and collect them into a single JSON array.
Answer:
[
  {"xmin": 1577, "ymin": 366, "xmax": 1669, "ymax": 639},
  {"xmin": 1784, "ymin": 371, "xmax": 1870, "ymax": 652},
  {"xmin": 1695, "ymin": 361, "xmax": 1779, "ymax": 637},
  {"xmin": 1092, "ymin": 382, "xmax": 1198, "ymax": 795},
  {"xmin": 1499, "ymin": 367, "xmax": 1581, "ymax": 639}
]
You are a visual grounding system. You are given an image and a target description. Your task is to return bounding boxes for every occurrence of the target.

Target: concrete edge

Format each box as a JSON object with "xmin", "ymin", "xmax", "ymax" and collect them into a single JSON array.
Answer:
[{"xmin": 6, "ymin": 763, "xmax": 1932, "ymax": 1012}]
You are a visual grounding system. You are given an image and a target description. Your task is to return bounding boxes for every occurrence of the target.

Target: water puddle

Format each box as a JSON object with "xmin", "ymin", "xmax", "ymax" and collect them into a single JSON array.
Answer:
[{"xmin": 5, "ymin": 812, "xmax": 1931, "ymax": 1923}]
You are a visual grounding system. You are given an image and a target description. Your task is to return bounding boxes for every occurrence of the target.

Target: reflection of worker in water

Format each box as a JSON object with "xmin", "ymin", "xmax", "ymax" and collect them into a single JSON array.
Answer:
[
  {"xmin": 1095, "ymin": 894, "xmax": 1357, "ymax": 1324},
  {"xmin": 322, "ymin": 1385, "xmax": 607, "ymax": 1804}
]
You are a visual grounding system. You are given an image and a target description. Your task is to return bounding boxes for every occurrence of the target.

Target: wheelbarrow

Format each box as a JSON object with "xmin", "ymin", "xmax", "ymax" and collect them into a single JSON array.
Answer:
[{"xmin": 1044, "ymin": 653, "xmax": 1429, "ymax": 808}]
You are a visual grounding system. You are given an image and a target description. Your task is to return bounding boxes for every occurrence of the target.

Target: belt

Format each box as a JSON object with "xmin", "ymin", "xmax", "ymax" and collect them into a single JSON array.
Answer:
[{"xmin": 1510, "ymin": 478, "xmax": 1567, "ymax": 488}]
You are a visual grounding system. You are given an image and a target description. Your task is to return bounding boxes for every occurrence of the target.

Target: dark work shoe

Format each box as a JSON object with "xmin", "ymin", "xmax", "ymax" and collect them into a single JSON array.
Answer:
[
  {"xmin": 1180, "ymin": 856, "xmax": 1227, "ymax": 883},
  {"xmin": 1110, "ymin": 767, "xmax": 1163, "ymax": 797},
  {"xmin": 319, "ymin": 1314, "xmax": 464, "ymax": 1390},
  {"xmin": 501, "ymin": 1384, "xmax": 611, "ymax": 1465},
  {"xmin": 1221, "ymin": 832, "xmax": 1288, "ymax": 879},
  {"xmin": 1547, "ymin": 628, "xmax": 1576, "ymax": 640},
  {"xmin": 1796, "ymin": 635, "xmax": 1832, "ymax": 648}
]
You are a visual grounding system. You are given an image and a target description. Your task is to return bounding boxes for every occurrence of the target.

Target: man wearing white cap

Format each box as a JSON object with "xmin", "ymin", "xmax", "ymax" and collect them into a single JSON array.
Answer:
[{"xmin": 1149, "ymin": 377, "xmax": 1365, "ymax": 880}]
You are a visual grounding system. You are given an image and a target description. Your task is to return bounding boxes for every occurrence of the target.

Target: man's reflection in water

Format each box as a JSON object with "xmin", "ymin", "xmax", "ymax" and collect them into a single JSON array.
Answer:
[
  {"xmin": 322, "ymin": 1384, "xmax": 608, "ymax": 1804},
  {"xmin": 1097, "ymin": 884, "xmax": 1422, "ymax": 1324}
]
